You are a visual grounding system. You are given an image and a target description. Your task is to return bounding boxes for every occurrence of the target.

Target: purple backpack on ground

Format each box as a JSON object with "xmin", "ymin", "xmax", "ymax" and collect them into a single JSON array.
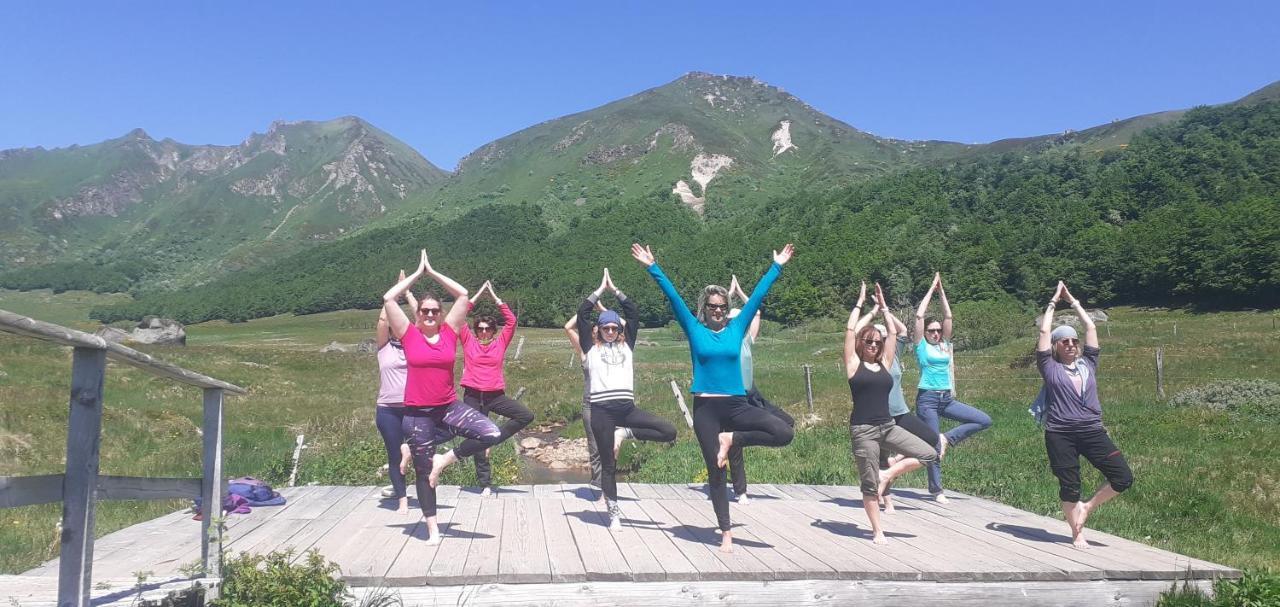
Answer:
[{"xmin": 228, "ymin": 476, "xmax": 287, "ymax": 507}]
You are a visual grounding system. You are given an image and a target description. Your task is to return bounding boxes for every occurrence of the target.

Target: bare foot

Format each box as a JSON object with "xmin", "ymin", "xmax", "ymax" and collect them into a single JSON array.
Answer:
[
  {"xmin": 424, "ymin": 533, "xmax": 442, "ymax": 546},
  {"xmin": 716, "ymin": 432, "xmax": 733, "ymax": 469},
  {"xmin": 872, "ymin": 532, "xmax": 888, "ymax": 545},
  {"xmin": 877, "ymin": 470, "xmax": 893, "ymax": 497},
  {"xmin": 396, "ymin": 497, "xmax": 409, "ymax": 515},
  {"xmin": 938, "ymin": 434, "xmax": 949, "ymax": 460},
  {"xmin": 719, "ymin": 529, "xmax": 734, "ymax": 553},
  {"xmin": 882, "ymin": 495, "xmax": 896, "ymax": 514},
  {"xmin": 613, "ymin": 427, "xmax": 627, "ymax": 460},
  {"xmin": 428, "ymin": 452, "xmax": 453, "ymax": 488},
  {"xmin": 399, "ymin": 444, "xmax": 411, "ymax": 476},
  {"xmin": 425, "ymin": 521, "xmax": 442, "ymax": 545},
  {"xmin": 886, "ymin": 454, "xmax": 905, "ymax": 466},
  {"xmin": 1072, "ymin": 501, "xmax": 1092, "ymax": 548}
]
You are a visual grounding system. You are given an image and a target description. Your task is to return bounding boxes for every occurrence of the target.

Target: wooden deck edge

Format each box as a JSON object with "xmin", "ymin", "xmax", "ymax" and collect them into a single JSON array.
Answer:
[{"xmin": 351, "ymin": 579, "xmax": 1219, "ymax": 607}]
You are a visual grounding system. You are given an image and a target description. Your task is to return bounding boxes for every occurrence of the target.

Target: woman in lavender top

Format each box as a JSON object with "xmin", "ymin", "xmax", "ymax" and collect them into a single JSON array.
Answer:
[{"xmin": 1037, "ymin": 281, "xmax": 1133, "ymax": 549}]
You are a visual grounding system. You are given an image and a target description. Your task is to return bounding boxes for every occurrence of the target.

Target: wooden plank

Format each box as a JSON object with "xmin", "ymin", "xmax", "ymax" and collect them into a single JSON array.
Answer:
[
  {"xmin": 325, "ymin": 500, "xmax": 416, "ymax": 586},
  {"xmin": 746, "ymin": 483, "xmax": 791, "ymax": 500},
  {"xmin": 613, "ymin": 499, "xmax": 698, "ymax": 581},
  {"xmin": 459, "ymin": 497, "xmax": 505, "ymax": 583},
  {"xmin": 495, "ymin": 484, "xmax": 533, "ymax": 498},
  {"xmin": 614, "ymin": 483, "xmax": 639, "ymax": 500},
  {"xmin": 674, "ymin": 483, "xmax": 714, "ymax": 500},
  {"xmin": 756, "ymin": 499, "xmax": 922, "ymax": 581},
  {"xmin": 380, "ymin": 507, "xmax": 441, "ymax": 584},
  {"xmin": 97, "ymin": 476, "xmax": 202, "ymax": 501},
  {"xmin": 589, "ymin": 497, "xmax": 666, "ymax": 581},
  {"xmin": 0, "ymin": 309, "xmax": 246, "ymax": 394},
  {"xmin": 651, "ymin": 499, "xmax": 772, "ymax": 581},
  {"xmin": 672, "ymin": 495, "xmax": 811, "ymax": 581},
  {"xmin": 497, "ymin": 497, "xmax": 552, "ymax": 583},
  {"xmin": 724, "ymin": 503, "xmax": 841, "ymax": 580},
  {"xmin": 647, "ymin": 483, "xmax": 685, "ymax": 501},
  {"xmin": 0, "ymin": 474, "xmax": 63, "ymax": 508},
  {"xmin": 532, "ymin": 484, "xmax": 560, "ymax": 499},
  {"xmin": 424, "ymin": 494, "xmax": 483, "ymax": 584},
  {"xmin": 89, "ymin": 509, "xmax": 204, "ymax": 579},
  {"xmin": 560, "ymin": 496, "xmax": 632, "ymax": 581},
  {"xmin": 631, "ymin": 500, "xmax": 730, "ymax": 579},
  {"xmin": 359, "ymin": 578, "xmax": 1216, "ymax": 606},
  {"xmin": 890, "ymin": 491, "xmax": 1155, "ymax": 579},
  {"xmin": 773, "ymin": 484, "xmax": 827, "ymax": 501},
  {"xmin": 200, "ymin": 388, "xmax": 225, "ymax": 579},
  {"xmin": 536, "ymin": 498, "xmax": 587, "ymax": 583},
  {"xmin": 558, "ymin": 483, "xmax": 595, "ymax": 502},
  {"xmin": 59, "ymin": 346, "xmax": 106, "ymax": 607}
]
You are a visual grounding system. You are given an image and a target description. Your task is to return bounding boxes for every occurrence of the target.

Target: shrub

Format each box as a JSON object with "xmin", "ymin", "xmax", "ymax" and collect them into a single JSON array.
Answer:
[
  {"xmin": 1169, "ymin": 379, "xmax": 1280, "ymax": 419},
  {"xmin": 216, "ymin": 549, "xmax": 348, "ymax": 607},
  {"xmin": 1156, "ymin": 570, "xmax": 1280, "ymax": 607}
]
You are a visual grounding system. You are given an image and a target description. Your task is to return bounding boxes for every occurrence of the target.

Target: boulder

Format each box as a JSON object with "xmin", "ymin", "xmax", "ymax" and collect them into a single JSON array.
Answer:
[
  {"xmin": 356, "ymin": 338, "xmax": 378, "ymax": 354},
  {"xmin": 320, "ymin": 341, "xmax": 351, "ymax": 353},
  {"xmin": 130, "ymin": 318, "xmax": 186, "ymax": 346},
  {"xmin": 94, "ymin": 326, "xmax": 131, "ymax": 344},
  {"xmin": 519, "ymin": 437, "xmax": 543, "ymax": 450}
]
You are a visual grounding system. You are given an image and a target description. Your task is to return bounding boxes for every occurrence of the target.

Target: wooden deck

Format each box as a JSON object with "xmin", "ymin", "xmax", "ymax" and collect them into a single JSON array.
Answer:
[{"xmin": 5, "ymin": 483, "xmax": 1238, "ymax": 606}]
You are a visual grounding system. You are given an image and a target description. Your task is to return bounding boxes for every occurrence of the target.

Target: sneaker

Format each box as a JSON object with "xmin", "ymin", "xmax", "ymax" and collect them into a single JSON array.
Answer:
[
  {"xmin": 380, "ymin": 486, "xmax": 395, "ymax": 499},
  {"xmin": 479, "ymin": 487, "xmax": 492, "ymax": 498},
  {"xmin": 934, "ymin": 493, "xmax": 949, "ymax": 504},
  {"xmin": 607, "ymin": 501, "xmax": 622, "ymax": 532},
  {"xmin": 736, "ymin": 492, "xmax": 750, "ymax": 505}
]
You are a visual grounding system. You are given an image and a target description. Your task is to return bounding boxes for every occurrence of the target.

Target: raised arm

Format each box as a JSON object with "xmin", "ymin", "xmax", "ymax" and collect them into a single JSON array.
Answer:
[
  {"xmin": 468, "ymin": 280, "xmax": 491, "ymax": 305},
  {"xmin": 398, "ymin": 269, "xmax": 419, "ymax": 317},
  {"xmin": 492, "ymin": 284, "xmax": 517, "ymax": 346},
  {"xmin": 564, "ymin": 314, "xmax": 584, "ymax": 358},
  {"xmin": 730, "ymin": 275, "xmax": 762, "ymax": 340},
  {"xmin": 914, "ymin": 273, "xmax": 939, "ymax": 340},
  {"xmin": 635, "ymin": 244, "xmax": 698, "ymax": 331},
  {"xmin": 1037, "ymin": 282, "xmax": 1065, "ymax": 353},
  {"xmin": 376, "ymin": 309, "xmax": 391, "ymax": 349},
  {"xmin": 879, "ymin": 284, "xmax": 901, "ymax": 366},
  {"xmin": 844, "ymin": 281, "xmax": 873, "ymax": 373},
  {"xmin": 577, "ymin": 270, "xmax": 609, "ymax": 355},
  {"xmin": 731, "ymin": 244, "xmax": 793, "ymax": 333},
  {"xmin": 1062, "ymin": 284, "xmax": 1098, "ymax": 348},
  {"xmin": 382, "ymin": 252, "xmax": 427, "ymax": 339},
  {"xmin": 420, "ymin": 251, "xmax": 469, "ymax": 331},
  {"xmin": 937, "ymin": 273, "xmax": 954, "ymax": 341}
]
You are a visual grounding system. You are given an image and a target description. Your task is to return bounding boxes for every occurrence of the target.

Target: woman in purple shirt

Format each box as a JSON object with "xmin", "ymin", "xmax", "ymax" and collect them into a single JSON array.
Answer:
[{"xmin": 1037, "ymin": 281, "xmax": 1133, "ymax": 549}]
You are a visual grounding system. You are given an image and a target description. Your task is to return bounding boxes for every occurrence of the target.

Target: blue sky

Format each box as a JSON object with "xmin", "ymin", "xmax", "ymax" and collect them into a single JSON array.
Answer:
[{"xmin": 3, "ymin": 1, "xmax": 1277, "ymax": 170}]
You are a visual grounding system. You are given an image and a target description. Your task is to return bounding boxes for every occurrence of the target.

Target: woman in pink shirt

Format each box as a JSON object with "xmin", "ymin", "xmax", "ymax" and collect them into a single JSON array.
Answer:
[
  {"xmin": 448, "ymin": 280, "xmax": 535, "ymax": 497},
  {"xmin": 383, "ymin": 250, "xmax": 501, "ymax": 544}
]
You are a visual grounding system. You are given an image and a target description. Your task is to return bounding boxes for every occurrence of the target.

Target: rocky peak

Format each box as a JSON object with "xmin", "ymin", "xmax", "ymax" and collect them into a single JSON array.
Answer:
[{"xmin": 124, "ymin": 128, "xmax": 153, "ymax": 141}]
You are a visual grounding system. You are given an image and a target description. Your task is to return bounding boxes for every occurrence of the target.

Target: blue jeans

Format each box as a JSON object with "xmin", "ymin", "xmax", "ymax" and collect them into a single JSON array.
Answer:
[{"xmin": 915, "ymin": 389, "xmax": 992, "ymax": 494}]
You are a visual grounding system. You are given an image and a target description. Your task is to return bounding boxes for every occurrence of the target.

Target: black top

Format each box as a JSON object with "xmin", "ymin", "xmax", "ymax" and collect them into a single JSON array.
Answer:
[{"xmin": 848, "ymin": 363, "xmax": 893, "ymax": 426}]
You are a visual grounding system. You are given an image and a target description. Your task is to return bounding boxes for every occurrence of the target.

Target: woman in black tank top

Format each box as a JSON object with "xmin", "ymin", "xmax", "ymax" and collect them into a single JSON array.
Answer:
[{"xmin": 844, "ymin": 283, "xmax": 940, "ymax": 544}]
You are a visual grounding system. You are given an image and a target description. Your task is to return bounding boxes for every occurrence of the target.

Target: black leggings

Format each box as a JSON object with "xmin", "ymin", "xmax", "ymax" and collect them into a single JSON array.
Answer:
[
  {"xmin": 375, "ymin": 406, "xmax": 408, "ymax": 499},
  {"xmin": 403, "ymin": 402, "xmax": 501, "ymax": 517},
  {"xmin": 879, "ymin": 413, "xmax": 941, "ymax": 469},
  {"xmin": 1045, "ymin": 429, "xmax": 1134, "ymax": 503},
  {"xmin": 462, "ymin": 388, "xmax": 536, "ymax": 488},
  {"xmin": 694, "ymin": 395, "xmax": 795, "ymax": 531},
  {"xmin": 727, "ymin": 387, "xmax": 796, "ymax": 495},
  {"xmin": 590, "ymin": 399, "xmax": 677, "ymax": 502}
]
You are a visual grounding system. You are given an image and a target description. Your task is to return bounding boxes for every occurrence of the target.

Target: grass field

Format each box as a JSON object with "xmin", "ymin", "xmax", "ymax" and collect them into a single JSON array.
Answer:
[{"xmin": 1, "ymin": 289, "xmax": 1277, "ymax": 574}]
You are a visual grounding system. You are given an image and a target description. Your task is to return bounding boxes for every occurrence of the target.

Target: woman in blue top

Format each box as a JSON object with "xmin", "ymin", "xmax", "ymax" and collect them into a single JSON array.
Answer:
[
  {"xmin": 633, "ymin": 243, "xmax": 796, "ymax": 553},
  {"xmin": 914, "ymin": 272, "xmax": 991, "ymax": 503}
]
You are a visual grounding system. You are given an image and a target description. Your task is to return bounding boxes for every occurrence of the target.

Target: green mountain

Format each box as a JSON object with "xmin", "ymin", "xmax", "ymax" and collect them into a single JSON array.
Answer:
[
  {"xmin": 0, "ymin": 117, "xmax": 446, "ymax": 286},
  {"xmin": 409, "ymin": 72, "xmax": 972, "ymax": 223}
]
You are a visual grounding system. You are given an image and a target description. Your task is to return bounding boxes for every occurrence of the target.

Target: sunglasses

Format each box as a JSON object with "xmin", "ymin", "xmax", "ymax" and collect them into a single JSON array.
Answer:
[
  {"xmin": 925, "ymin": 328, "xmax": 943, "ymax": 334},
  {"xmin": 705, "ymin": 303, "xmax": 728, "ymax": 311},
  {"xmin": 1058, "ymin": 338, "xmax": 1080, "ymax": 346},
  {"xmin": 600, "ymin": 325, "xmax": 621, "ymax": 333},
  {"xmin": 476, "ymin": 325, "xmax": 494, "ymax": 333},
  {"xmin": 419, "ymin": 308, "xmax": 442, "ymax": 316},
  {"xmin": 864, "ymin": 339, "xmax": 884, "ymax": 346}
]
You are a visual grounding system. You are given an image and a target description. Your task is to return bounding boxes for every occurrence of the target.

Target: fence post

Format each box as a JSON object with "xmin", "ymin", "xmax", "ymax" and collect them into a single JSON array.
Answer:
[
  {"xmin": 514, "ymin": 386, "xmax": 527, "ymax": 401},
  {"xmin": 1155, "ymin": 348, "xmax": 1166, "ymax": 400},
  {"xmin": 513, "ymin": 336, "xmax": 525, "ymax": 361},
  {"xmin": 567, "ymin": 351, "xmax": 577, "ymax": 369},
  {"xmin": 803, "ymin": 364, "xmax": 814, "ymax": 415},
  {"xmin": 288, "ymin": 434, "xmax": 306, "ymax": 488},
  {"xmin": 1106, "ymin": 323, "xmax": 1111, "ymax": 337},
  {"xmin": 201, "ymin": 388, "xmax": 225, "ymax": 582},
  {"xmin": 58, "ymin": 347, "xmax": 107, "ymax": 607},
  {"xmin": 669, "ymin": 380, "xmax": 694, "ymax": 429},
  {"xmin": 1173, "ymin": 323, "xmax": 1177, "ymax": 337}
]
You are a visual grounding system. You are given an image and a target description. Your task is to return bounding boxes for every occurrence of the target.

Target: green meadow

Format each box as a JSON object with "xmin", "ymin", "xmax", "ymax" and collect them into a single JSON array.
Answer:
[{"xmin": 1, "ymin": 289, "xmax": 1277, "ymax": 574}]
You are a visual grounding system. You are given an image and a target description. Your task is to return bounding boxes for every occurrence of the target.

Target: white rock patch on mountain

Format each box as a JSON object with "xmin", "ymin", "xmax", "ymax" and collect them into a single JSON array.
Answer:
[
  {"xmin": 772, "ymin": 120, "xmax": 797, "ymax": 156},
  {"xmin": 671, "ymin": 153, "xmax": 735, "ymax": 212}
]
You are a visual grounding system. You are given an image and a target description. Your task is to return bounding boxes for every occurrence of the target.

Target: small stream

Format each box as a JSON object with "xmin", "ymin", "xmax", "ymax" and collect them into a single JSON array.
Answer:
[{"xmin": 513, "ymin": 421, "xmax": 596, "ymax": 485}]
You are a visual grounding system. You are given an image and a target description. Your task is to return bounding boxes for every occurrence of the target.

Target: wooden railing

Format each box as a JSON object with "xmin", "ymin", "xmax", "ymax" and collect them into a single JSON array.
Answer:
[{"xmin": 0, "ymin": 309, "xmax": 246, "ymax": 607}]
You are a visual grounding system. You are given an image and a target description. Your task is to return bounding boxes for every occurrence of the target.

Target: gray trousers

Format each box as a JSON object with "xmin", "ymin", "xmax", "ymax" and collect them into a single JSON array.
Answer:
[{"xmin": 850, "ymin": 422, "xmax": 938, "ymax": 496}]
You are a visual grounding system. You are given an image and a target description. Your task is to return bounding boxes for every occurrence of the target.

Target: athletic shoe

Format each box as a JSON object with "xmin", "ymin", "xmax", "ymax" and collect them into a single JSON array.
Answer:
[
  {"xmin": 480, "ymin": 487, "xmax": 492, "ymax": 498},
  {"xmin": 380, "ymin": 486, "xmax": 395, "ymax": 498},
  {"xmin": 607, "ymin": 501, "xmax": 622, "ymax": 532},
  {"xmin": 735, "ymin": 492, "xmax": 751, "ymax": 505}
]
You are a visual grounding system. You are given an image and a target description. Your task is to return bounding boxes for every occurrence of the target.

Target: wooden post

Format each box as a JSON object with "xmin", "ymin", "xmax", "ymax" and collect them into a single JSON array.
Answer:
[
  {"xmin": 1106, "ymin": 323, "xmax": 1110, "ymax": 337},
  {"xmin": 1173, "ymin": 323, "xmax": 1177, "ymax": 337},
  {"xmin": 201, "ymin": 388, "xmax": 225, "ymax": 580},
  {"xmin": 669, "ymin": 380, "xmax": 694, "ymax": 429},
  {"xmin": 1155, "ymin": 348, "xmax": 1166, "ymax": 400},
  {"xmin": 288, "ymin": 434, "xmax": 305, "ymax": 488},
  {"xmin": 514, "ymin": 386, "xmax": 527, "ymax": 401},
  {"xmin": 58, "ymin": 347, "xmax": 106, "ymax": 607},
  {"xmin": 803, "ymin": 364, "xmax": 814, "ymax": 415},
  {"xmin": 567, "ymin": 351, "xmax": 577, "ymax": 369},
  {"xmin": 513, "ymin": 336, "xmax": 525, "ymax": 361}
]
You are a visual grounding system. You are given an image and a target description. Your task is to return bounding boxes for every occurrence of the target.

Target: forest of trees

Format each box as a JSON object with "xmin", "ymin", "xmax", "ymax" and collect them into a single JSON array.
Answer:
[{"xmin": 25, "ymin": 101, "xmax": 1278, "ymax": 327}]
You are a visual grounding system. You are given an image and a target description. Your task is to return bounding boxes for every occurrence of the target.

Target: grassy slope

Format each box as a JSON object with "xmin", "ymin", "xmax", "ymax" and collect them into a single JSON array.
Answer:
[{"xmin": 1, "ymin": 292, "xmax": 1277, "ymax": 574}]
